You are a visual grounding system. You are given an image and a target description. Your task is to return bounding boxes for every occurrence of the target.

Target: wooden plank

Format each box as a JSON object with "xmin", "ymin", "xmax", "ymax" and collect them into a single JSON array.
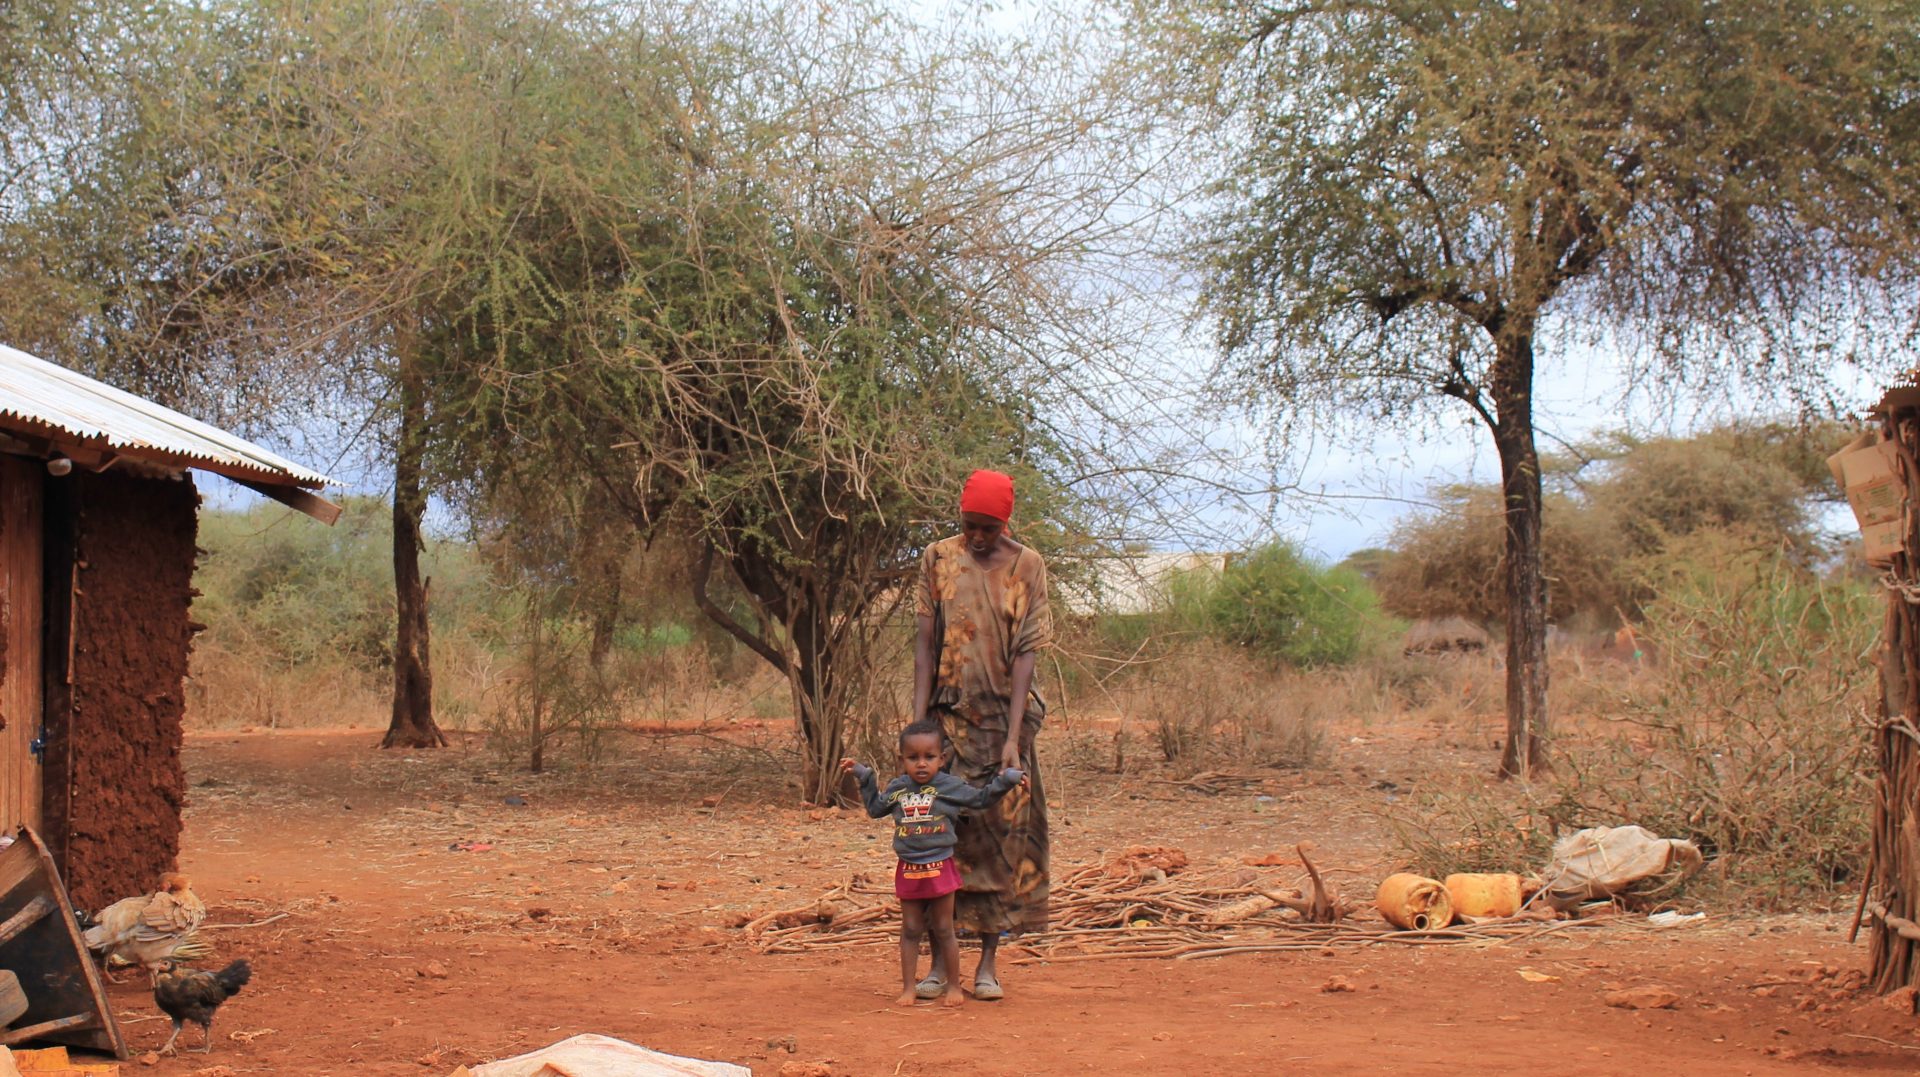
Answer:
[
  {"xmin": 0, "ymin": 840, "xmax": 35, "ymax": 900},
  {"xmin": 0, "ymin": 456, "xmax": 43, "ymax": 836},
  {"xmin": 231, "ymin": 477, "xmax": 341, "ymax": 525},
  {"xmin": 0, "ymin": 1015, "xmax": 93, "ymax": 1047},
  {"xmin": 0, "ymin": 897, "xmax": 51, "ymax": 946},
  {"xmin": 36, "ymin": 472, "xmax": 74, "ymax": 877}
]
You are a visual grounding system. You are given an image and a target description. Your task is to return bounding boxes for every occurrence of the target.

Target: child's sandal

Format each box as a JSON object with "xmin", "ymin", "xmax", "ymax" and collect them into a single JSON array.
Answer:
[
  {"xmin": 913, "ymin": 974, "xmax": 948, "ymax": 1000},
  {"xmin": 972, "ymin": 974, "xmax": 1004, "ymax": 1001}
]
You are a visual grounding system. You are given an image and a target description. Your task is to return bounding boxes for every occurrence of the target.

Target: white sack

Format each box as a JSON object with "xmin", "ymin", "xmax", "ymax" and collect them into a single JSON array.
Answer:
[
  {"xmin": 1540, "ymin": 825, "xmax": 1703, "ymax": 910},
  {"xmin": 461, "ymin": 1034, "xmax": 751, "ymax": 1077}
]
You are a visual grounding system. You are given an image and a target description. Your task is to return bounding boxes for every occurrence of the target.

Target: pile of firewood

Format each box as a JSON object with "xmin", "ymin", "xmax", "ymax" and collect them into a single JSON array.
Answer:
[{"xmin": 739, "ymin": 843, "xmax": 1604, "ymax": 962}]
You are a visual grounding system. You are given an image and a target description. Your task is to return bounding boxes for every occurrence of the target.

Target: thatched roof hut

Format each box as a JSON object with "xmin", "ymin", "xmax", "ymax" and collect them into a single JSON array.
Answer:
[{"xmin": 1402, "ymin": 616, "xmax": 1491, "ymax": 655}]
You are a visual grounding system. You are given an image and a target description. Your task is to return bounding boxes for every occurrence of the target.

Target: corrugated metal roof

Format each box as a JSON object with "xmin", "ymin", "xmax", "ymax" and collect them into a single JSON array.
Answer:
[{"xmin": 0, "ymin": 342, "xmax": 331, "ymax": 488}]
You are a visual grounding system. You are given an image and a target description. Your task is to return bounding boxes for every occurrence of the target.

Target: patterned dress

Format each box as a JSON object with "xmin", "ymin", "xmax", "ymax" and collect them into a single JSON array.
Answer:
[{"xmin": 915, "ymin": 534, "xmax": 1053, "ymax": 936}]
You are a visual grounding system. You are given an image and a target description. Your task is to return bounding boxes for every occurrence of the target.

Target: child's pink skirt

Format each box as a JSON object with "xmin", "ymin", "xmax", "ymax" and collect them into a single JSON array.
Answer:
[{"xmin": 895, "ymin": 857, "xmax": 963, "ymax": 900}]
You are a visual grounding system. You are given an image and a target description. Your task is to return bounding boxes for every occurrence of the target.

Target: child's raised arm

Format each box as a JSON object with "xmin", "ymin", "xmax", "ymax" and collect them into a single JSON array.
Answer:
[
  {"xmin": 840, "ymin": 758, "xmax": 892, "ymax": 818},
  {"xmin": 930, "ymin": 768, "xmax": 1025, "ymax": 810}
]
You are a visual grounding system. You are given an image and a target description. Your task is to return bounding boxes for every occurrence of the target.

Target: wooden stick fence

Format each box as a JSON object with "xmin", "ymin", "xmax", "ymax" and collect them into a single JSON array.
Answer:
[{"xmin": 1867, "ymin": 392, "xmax": 1920, "ymax": 993}]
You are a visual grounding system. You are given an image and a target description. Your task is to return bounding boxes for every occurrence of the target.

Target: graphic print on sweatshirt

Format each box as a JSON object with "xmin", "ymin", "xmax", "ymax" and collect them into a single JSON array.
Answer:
[{"xmin": 896, "ymin": 788, "xmax": 945, "ymax": 842}]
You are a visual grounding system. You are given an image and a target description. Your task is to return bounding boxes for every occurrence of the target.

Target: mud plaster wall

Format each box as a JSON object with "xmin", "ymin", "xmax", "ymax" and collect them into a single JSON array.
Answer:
[{"xmin": 62, "ymin": 471, "xmax": 198, "ymax": 909}]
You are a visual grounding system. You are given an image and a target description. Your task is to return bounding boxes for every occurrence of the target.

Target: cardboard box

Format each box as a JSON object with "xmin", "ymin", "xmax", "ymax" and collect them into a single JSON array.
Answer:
[
  {"xmin": 9, "ymin": 1046, "xmax": 117, "ymax": 1075},
  {"xmin": 1828, "ymin": 432, "xmax": 1907, "ymax": 564}
]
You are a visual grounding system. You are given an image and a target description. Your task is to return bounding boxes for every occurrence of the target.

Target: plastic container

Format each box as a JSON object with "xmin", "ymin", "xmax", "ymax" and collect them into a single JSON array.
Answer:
[
  {"xmin": 1444, "ymin": 872, "xmax": 1524, "ymax": 918},
  {"xmin": 1376, "ymin": 873, "xmax": 1454, "ymax": 930}
]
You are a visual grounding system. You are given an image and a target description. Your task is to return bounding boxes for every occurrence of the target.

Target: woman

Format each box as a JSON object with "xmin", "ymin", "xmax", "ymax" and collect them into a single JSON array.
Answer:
[{"xmin": 910, "ymin": 468, "xmax": 1052, "ymax": 1001}]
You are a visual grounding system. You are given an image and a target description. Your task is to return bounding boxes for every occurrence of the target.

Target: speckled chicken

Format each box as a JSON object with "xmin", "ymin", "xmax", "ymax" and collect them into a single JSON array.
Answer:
[
  {"xmin": 82, "ymin": 873, "xmax": 206, "ymax": 983},
  {"xmin": 153, "ymin": 959, "xmax": 250, "ymax": 1054}
]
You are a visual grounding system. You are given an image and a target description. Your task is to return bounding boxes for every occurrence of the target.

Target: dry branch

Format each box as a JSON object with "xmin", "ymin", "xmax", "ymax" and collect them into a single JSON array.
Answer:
[{"xmin": 740, "ymin": 848, "xmax": 1609, "ymax": 962}]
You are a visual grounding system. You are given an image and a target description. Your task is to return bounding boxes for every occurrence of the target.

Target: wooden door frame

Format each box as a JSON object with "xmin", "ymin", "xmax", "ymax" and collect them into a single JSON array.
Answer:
[
  {"xmin": 38, "ymin": 472, "xmax": 75, "ymax": 873},
  {"xmin": 0, "ymin": 455, "xmax": 42, "ymax": 837}
]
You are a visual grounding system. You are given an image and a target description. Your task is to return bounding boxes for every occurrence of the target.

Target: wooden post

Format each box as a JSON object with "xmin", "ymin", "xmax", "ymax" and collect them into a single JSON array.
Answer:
[
  {"xmin": 39, "ymin": 471, "xmax": 76, "ymax": 877},
  {"xmin": 1869, "ymin": 403, "xmax": 1920, "ymax": 993}
]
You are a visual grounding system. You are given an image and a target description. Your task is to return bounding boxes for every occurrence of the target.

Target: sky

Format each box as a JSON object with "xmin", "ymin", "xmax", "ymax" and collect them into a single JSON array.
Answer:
[
  {"xmin": 194, "ymin": 0, "xmax": 1892, "ymax": 562},
  {"xmin": 1131, "ymin": 336, "xmax": 1863, "ymax": 564},
  {"xmin": 1275, "ymin": 352, "xmax": 1739, "ymax": 561},
  {"xmin": 195, "ymin": 322, "xmax": 1875, "ymax": 564}
]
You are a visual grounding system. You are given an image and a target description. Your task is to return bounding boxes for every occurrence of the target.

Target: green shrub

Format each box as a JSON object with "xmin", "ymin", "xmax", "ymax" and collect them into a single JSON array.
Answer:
[
  {"xmin": 1205, "ymin": 542, "xmax": 1395, "ymax": 667},
  {"xmin": 614, "ymin": 621, "xmax": 694, "ymax": 654},
  {"xmin": 196, "ymin": 498, "xmax": 506, "ymax": 665}
]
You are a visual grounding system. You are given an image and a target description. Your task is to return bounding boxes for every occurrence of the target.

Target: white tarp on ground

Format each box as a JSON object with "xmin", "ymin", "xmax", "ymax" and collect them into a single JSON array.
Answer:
[
  {"xmin": 1539, "ymin": 824, "xmax": 1704, "ymax": 910},
  {"xmin": 455, "ymin": 1034, "xmax": 751, "ymax": 1077}
]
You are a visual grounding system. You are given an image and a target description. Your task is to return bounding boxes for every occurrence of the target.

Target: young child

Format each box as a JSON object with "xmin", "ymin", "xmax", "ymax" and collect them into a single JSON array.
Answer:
[{"xmin": 841, "ymin": 719, "xmax": 1024, "ymax": 1008}]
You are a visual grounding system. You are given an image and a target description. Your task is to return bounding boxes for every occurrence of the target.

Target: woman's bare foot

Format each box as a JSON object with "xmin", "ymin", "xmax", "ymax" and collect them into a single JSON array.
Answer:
[
  {"xmin": 895, "ymin": 990, "xmax": 919, "ymax": 1007},
  {"xmin": 941, "ymin": 985, "xmax": 967, "ymax": 1008}
]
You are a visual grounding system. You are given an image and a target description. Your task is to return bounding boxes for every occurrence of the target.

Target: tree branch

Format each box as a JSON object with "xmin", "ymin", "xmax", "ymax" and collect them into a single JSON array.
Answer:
[
  {"xmin": 1399, "ymin": 168, "xmax": 1458, "ymax": 269},
  {"xmin": 1439, "ymin": 351, "xmax": 1497, "ymax": 433},
  {"xmin": 692, "ymin": 540, "xmax": 789, "ymax": 674}
]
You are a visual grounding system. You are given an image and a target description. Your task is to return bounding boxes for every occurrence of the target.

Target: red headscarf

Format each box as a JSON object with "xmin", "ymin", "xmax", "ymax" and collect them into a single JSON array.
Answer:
[{"xmin": 959, "ymin": 469, "xmax": 1015, "ymax": 522}]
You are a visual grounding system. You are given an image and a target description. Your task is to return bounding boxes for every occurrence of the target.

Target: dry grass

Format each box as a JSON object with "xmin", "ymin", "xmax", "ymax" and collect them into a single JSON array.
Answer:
[
  {"xmin": 1384, "ymin": 554, "xmax": 1878, "ymax": 908},
  {"xmin": 187, "ymin": 644, "xmax": 392, "ymax": 729},
  {"xmin": 187, "ymin": 630, "xmax": 792, "ymax": 749},
  {"xmin": 1052, "ymin": 639, "xmax": 1516, "ymax": 778},
  {"xmin": 1097, "ymin": 642, "xmax": 1330, "ymax": 776}
]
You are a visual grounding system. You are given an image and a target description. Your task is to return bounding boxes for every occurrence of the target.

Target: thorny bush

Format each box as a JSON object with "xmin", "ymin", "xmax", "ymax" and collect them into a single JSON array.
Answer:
[{"xmin": 1396, "ymin": 536, "xmax": 1877, "ymax": 906}]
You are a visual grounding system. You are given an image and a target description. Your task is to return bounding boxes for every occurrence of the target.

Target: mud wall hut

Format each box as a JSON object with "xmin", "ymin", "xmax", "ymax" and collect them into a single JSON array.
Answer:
[{"xmin": 0, "ymin": 343, "xmax": 336, "ymax": 909}]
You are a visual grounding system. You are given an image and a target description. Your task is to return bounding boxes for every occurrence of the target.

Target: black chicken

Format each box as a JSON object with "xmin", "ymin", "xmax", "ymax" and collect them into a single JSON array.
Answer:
[{"xmin": 153, "ymin": 959, "xmax": 251, "ymax": 1055}]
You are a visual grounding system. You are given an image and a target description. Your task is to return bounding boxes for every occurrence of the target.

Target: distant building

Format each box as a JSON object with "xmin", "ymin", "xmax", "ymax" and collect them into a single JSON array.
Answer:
[{"xmin": 1055, "ymin": 552, "xmax": 1230, "ymax": 617}]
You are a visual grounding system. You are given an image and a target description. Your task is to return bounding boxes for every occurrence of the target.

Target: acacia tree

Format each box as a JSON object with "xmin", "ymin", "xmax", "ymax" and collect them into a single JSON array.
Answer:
[
  {"xmin": 6, "ymin": 0, "xmax": 1135, "ymax": 784},
  {"xmin": 18, "ymin": 0, "xmax": 677, "ymax": 749},
  {"xmin": 0, "ymin": 0, "xmax": 452, "ymax": 747},
  {"xmin": 0, "ymin": 2, "xmax": 330, "ymax": 425},
  {"xmin": 1142, "ymin": 0, "xmax": 1920, "ymax": 776},
  {"xmin": 424, "ymin": 4, "xmax": 1114, "ymax": 795}
]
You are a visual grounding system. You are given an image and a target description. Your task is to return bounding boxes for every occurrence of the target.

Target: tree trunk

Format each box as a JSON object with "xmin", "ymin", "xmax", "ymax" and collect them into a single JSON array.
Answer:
[
  {"xmin": 382, "ymin": 362, "xmax": 446, "ymax": 749},
  {"xmin": 691, "ymin": 539, "xmax": 850, "ymax": 802},
  {"xmin": 528, "ymin": 597, "xmax": 545, "ymax": 773},
  {"xmin": 587, "ymin": 560, "xmax": 621, "ymax": 676},
  {"xmin": 788, "ymin": 595, "xmax": 841, "ymax": 803},
  {"xmin": 1489, "ymin": 324, "xmax": 1549, "ymax": 779}
]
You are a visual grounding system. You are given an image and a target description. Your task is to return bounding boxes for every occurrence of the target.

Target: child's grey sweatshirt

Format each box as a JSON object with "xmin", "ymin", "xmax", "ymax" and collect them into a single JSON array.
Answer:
[{"xmin": 851, "ymin": 764, "xmax": 1023, "ymax": 864}]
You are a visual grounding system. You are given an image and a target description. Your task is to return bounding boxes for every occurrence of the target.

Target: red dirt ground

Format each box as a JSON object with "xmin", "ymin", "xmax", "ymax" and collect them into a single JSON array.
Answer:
[{"xmin": 79, "ymin": 726, "xmax": 1920, "ymax": 1076}]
